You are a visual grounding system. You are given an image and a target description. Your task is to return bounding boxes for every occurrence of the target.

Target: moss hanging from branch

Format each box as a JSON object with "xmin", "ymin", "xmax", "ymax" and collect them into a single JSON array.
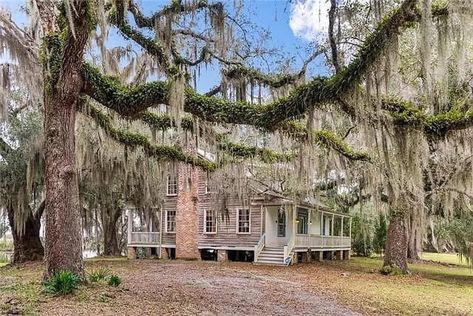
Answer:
[
  {"xmin": 216, "ymin": 137, "xmax": 295, "ymax": 164},
  {"xmin": 78, "ymin": 101, "xmax": 216, "ymax": 171},
  {"xmin": 82, "ymin": 0, "xmax": 421, "ymax": 127},
  {"xmin": 280, "ymin": 121, "xmax": 371, "ymax": 162},
  {"xmin": 382, "ymin": 98, "xmax": 473, "ymax": 136}
]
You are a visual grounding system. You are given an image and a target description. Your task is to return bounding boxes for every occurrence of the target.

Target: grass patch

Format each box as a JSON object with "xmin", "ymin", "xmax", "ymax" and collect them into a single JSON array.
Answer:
[
  {"xmin": 420, "ymin": 252, "xmax": 469, "ymax": 266},
  {"xmin": 327, "ymin": 256, "xmax": 473, "ymax": 315}
]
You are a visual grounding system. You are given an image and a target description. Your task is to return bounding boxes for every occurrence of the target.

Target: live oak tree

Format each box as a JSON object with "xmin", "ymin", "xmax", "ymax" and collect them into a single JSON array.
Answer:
[
  {"xmin": 0, "ymin": 108, "xmax": 45, "ymax": 263},
  {"xmin": 1, "ymin": 0, "xmax": 472, "ymax": 278}
]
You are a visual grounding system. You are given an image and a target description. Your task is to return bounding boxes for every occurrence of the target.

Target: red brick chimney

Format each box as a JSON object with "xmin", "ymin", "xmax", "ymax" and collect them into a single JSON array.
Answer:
[{"xmin": 175, "ymin": 135, "xmax": 201, "ymax": 259}]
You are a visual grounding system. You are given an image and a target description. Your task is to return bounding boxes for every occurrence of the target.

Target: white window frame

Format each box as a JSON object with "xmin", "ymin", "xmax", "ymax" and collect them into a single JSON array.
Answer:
[
  {"xmin": 166, "ymin": 175, "xmax": 178, "ymax": 196},
  {"xmin": 236, "ymin": 208, "xmax": 251, "ymax": 234},
  {"xmin": 203, "ymin": 209, "xmax": 217, "ymax": 234},
  {"xmin": 165, "ymin": 210, "xmax": 176, "ymax": 233}
]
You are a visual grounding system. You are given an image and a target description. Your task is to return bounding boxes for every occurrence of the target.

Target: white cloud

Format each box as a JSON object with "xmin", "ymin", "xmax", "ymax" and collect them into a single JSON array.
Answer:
[{"xmin": 289, "ymin": 0, "xmax": 330, "ymax": 41}]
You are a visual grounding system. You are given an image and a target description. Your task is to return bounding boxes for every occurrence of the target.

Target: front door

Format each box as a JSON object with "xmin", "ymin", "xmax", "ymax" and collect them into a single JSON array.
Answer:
[{"xmin": 265, "ymin": 206, "xmax": 290, "ymax": 247}]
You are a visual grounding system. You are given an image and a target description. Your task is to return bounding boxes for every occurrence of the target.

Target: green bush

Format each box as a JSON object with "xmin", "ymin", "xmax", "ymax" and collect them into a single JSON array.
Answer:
[
  {"xmin": 107, "ymin": 274, "xmax": 121, "ymax": 287},
  {"xmin": 88, "ymin": 268, "xmax": 111, "ymax": 283},
  {"xmin": 351, "ymin": 214, "xmax": 373, "ymax": 256},
  {"xmin": 43, "ymin": 271, "xmax": 80, "ymax": 295}
]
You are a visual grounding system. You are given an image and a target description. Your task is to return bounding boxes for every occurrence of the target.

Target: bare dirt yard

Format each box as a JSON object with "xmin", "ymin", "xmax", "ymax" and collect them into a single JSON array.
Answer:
[{"xmin": 1, "ymin": 256, "xmax": 472, "ymax": 315}]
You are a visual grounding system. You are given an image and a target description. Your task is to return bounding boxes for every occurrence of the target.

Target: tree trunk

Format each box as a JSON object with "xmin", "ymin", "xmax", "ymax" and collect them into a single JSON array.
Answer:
[
  {"xmin": 7, "ymin": 204, "xmax": 44, "ymax": 264},
  {"xmin": 383, "ymin": 211, "xmax": 409, "ymax": 274},
  {"xmin": 38, "ymin": 0, "xmax": 91, "ymax": 279},
  {"xmin": 102, "ymin": 209, "xmax": 122, "ymax": 256},
  {"xmin": 44, "ymin": 96, "xmax": 84, "ymax": 278},
  {"xmin": 407, "ymin": 213, "xmax": 421, "ymax": 260}
]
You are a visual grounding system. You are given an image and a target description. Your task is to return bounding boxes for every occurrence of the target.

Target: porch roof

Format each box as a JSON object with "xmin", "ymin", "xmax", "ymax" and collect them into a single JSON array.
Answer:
[{"xmin": 248, "ymin": 179, "xmax": 350, "ymax": 218}]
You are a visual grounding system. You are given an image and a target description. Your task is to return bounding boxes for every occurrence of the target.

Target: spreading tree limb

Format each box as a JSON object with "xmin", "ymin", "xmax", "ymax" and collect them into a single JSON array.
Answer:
[
  {"xmin": 382, "ymin": 98, "xmax": 473, "ymax": 137},
  {"xmin": 78, "ymin": 101, "xmax": 216, "ymax": 171},
  {"xmin": 82, "ymin": 0, "xmax": 420, "ymax": 128}
]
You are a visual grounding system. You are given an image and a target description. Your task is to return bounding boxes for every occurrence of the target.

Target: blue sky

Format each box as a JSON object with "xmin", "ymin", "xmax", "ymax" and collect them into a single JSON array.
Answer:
[{"xmin": 1, "ymin": 0, "xmax": 330, "ymax": 92}]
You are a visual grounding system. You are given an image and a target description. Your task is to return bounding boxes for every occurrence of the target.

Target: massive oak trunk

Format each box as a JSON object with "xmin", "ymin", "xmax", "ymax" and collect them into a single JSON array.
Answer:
[
  {"xmin": 7, "ymin": 203, "xmax": 44, "ymax": 264},
  {"xmin": 44, "ymin": 98, "xmax": 84, "ymax": 277},
  {"xmin": 40, "ymin": 1, "xmax": 91, "ymax": 279},
  {"xmin": 383, "ymin": 211, "xmax": 409, "ymax": 273}
]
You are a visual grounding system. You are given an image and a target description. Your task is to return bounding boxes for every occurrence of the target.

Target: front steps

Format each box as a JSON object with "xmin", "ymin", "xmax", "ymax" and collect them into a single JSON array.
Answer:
[{"xmin": 255, "ymin": 246, "xmax": 286, "ymax": 266}]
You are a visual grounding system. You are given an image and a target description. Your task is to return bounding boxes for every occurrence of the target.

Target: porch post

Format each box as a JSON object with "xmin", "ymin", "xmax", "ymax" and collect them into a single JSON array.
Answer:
[
  {"xmin": 127, "ymin": 209, "xmax": 132, "ymax": 244},
  {"xmin": 293, "ymin": 205, "xmax": 297, "ymax": 234},
  {"xmin": 331, "ymin": 214, "xmax": 335, "ymax": 236},
  {"xmin": 321, "ymin": 212, "xmax": 324, "ymax": 235},
  {"xmin": 159, "ymin": 208, "xmax": 163, "ymax": 259},
  {"xmin": 340, "ymin": 217, "xmax": 344, "ymax": 237},
  {"xmin": 349, "ymin": 218, "xmax": 352, "ymax": 238}
]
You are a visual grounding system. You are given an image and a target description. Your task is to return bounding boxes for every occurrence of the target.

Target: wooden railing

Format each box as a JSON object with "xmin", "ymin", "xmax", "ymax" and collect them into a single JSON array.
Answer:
[
  {"xmin": 254, "ymin": 233, "xmax": 266, "ymax": 262},
  {"xmin": 129, "ymin": 232, "xmax": 160, "ymax": 245},
  {"xmin": 283, "ymin": 234, "xmax": 296, "ymax": 265},
  {"xmin": 294, "ymin": 234, "xmax": 351, "ymax": 249}
]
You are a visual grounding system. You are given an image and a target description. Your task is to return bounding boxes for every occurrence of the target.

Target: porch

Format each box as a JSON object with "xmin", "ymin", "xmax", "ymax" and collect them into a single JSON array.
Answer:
[
  {"xmin": 126, "ymin": 209, "xmax": 161, "ymax": 247},
  {"xmin": 254, "ymin": 204, "xmax": 351, "ymax": 265}
]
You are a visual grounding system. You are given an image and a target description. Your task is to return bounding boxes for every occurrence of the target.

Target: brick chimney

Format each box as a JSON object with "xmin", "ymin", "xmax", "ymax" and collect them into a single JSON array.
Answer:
[{"xmin": 175, "ymin": 133, "xmax": 201, "ymax": 259}]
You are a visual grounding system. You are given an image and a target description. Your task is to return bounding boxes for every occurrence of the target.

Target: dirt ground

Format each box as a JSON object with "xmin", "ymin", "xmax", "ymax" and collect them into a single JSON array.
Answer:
[
  {"xmin": 1, "ymin": 259, "xmax": 361, "ymax": 316},
  {"xmin": 1, "ymin": 257, "xmax": 472, "ymax": 315}
]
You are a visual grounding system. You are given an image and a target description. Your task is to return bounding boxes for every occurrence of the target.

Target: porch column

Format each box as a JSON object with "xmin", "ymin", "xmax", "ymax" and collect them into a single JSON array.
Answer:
[
  {"xmin": 159, "ymin": 208, "xmax": 164, "ymax": 259},
  {"xmin": 331, "ymin": 214, "xmax": 335, "ymax": 236},
  {"xmin": 127, "ymin": 209, "xmax": 132, "ymax": 244},
  {"xmin": 340, "ymin": 217, "xmax": 344, "ymax": 237},
  {"xmin": 320, "ymin": 212, "xmax": 324, "ymax": 235},
  {"xmin": 349, "ymin": 218, "xmax": 352, "ymax": 238},
  {"xmin": 293, "ymin": 205, "xmax": 297, "ymax": 235}
]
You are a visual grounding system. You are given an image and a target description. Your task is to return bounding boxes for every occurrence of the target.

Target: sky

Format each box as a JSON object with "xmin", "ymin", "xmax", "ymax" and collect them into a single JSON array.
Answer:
[{"xmin": 0, "ymin": 0, "xmax": 332, "ymax": 92}]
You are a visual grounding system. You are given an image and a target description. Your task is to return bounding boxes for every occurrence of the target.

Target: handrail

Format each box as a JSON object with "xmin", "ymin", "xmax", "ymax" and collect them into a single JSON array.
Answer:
[
  {"xmin": 283, "ymin": 234, "xmax": 296, "ymax": 265},
  {"xmin": 129, "ymin": 231, "xmax": 161, "ymax": 244},
  {"xmin": 254, "ymin": 233, "xmax": 266, "ymax": 262}
]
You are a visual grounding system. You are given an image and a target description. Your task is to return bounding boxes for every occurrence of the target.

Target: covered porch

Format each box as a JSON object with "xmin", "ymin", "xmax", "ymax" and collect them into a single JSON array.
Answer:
[
  {"xmin": 255, "ymin": 204, "xmax": 351, "ymax": 265},
  {"xmin": 126, "ymin": 208, "xmax": 162, "ymax": 258}
]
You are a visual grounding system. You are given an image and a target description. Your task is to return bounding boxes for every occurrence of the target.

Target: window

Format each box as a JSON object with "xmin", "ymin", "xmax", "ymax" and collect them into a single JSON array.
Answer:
[
  {"xmin": 167, "ymin": 175, "xmax": 178, "ymax": 196},
  {"xmin": 297, "ymin": 208, "xmax": 308, "ymax": 235},
  {"xmin": 204, "ymin": 210, "xmax": 217, "ymax": 234},
  {"xmin": 237, "ymin": 209, "xmax": 251, "ymax": 234},
  {"xmin": 277, "ymin": 209, "xmax": 286, "ymax": 237},
  {"xmin": 166, "ymin": 210, "xmax": 176, "ymax": 233}
]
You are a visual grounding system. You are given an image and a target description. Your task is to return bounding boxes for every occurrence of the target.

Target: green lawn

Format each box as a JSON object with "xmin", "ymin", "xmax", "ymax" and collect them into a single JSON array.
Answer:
[
  {"xmin": 420, "ymin": 252, "xmax": 469, "ymax": 266},
  {"xmin": 329, "ymin": 256, "xmax": 473, "ymax": 315}
]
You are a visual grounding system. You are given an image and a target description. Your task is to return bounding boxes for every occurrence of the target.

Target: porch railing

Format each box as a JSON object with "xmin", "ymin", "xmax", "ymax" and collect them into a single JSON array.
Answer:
[
  {"xmin": 254, "ymin": 233, "xmax": 266, "ymax": 262},
  {"xmin": 129, "ymin": 232, "xmax": 161, "ymax": 245},
  {"xmin": 283, "ymin": 234, "xmax": 296, "ymax": 265},
  {"xmin": 294, "ymin": 234, "xmax": 351, "ymax": 248}
]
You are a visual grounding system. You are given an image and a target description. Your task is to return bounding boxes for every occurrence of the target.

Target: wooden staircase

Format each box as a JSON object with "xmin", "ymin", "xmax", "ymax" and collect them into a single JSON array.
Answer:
[{"xmin": 254, "ymin": 246, "xmax": 286, "ymax": 265}]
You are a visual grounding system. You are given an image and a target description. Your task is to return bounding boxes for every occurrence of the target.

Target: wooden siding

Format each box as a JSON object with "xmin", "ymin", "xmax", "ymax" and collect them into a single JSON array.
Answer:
[
  {"xmin": 132, "ymin": 170, "xmax": 278, "ymax": 249},
  {"xmin": 197, "ymin": 171, "xmax": 263, "ymax": 249},
  {"xmin": 161, "ymin": 195, "xmax": 177, "ymax": 246}
]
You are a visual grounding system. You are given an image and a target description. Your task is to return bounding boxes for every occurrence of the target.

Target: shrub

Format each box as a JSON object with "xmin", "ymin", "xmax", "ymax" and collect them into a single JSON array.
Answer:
[
  {"xmin": 43, "ymin": 271, "xmax": 80, "ymax": 295},
  {"xmin": 107, "ymin": 274, "xmax": 121, "ymax": 287},
  {"xmin": 351, "ymin": 214, "xmax": 373, "ymax": 256},
  {"xmin": 88, "ymin": 268, "xmax": 111, "ymax": 283}
]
